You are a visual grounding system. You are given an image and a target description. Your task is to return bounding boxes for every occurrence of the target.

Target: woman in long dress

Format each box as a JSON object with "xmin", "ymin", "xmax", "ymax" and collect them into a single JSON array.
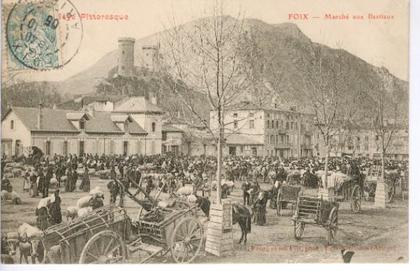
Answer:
[
  {"xmin": 80, "ymin": 167, "xmax": 90, "ymax": 192},
  {"xmin": 253, "ymin": 192, "xmax": 267, "ymax": 226}
]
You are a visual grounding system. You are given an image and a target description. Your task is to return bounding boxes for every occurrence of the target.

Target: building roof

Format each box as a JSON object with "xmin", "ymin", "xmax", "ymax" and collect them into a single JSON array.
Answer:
[
  {"xmin": 66, "ymin": 112, "xmax": 90, "ymax": 121},
  {"xmin": 110, "ymin": 114, "xmax": 130, "ymax": 123},
  {"xmin": 127, "ymin": 121, "xmax": 148, "ymax": 134},
  {"xmin": 4, "ymin": 106, "xmax": 147, "ymax": 135},
  {"xmin": 224, "ymin": 134, "xmax": 264, "ymax": 145},
  {"xmin": 162, "ymin": 124, "xmax": 183, "ymax": 133},
  {"xmin": 222, "ymin": 101, "xmax": 314, "ymax": 115},
  {"xmin": 113, "ymin": 96, "xmax": 162, "ymax": 114},
  {"xmin": 11, "ymin": 107, "xmax": 78, "ymax": 132}
]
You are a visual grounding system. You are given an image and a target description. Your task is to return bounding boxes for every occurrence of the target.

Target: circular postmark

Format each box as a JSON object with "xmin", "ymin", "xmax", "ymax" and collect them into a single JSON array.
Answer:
[{"xmin": 6, "ymin": 0, "xmax": 83, "ymax": 70}]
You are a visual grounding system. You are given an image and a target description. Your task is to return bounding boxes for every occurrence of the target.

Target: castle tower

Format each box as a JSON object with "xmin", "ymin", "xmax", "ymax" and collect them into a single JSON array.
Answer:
[
  {"xmin": 142, "ymin": 44, "xmax": 159, "ymax": 72},
  {"xmin": 117, "ymin": 37, "xmax": 135, "ymax": 77}
]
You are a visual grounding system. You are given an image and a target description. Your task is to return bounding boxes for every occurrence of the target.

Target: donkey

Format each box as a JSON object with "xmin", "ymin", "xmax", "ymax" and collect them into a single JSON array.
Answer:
[
  {"xmin": 232, "ymin": 203, "xmax": 252, "ymax": 244},
  {"xmin": 194, "ymin": 197, "xmax": 252, "ymax": 245}
]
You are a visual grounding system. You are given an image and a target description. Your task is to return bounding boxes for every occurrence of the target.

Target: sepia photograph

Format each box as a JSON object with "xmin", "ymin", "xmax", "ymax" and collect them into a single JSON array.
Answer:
[{"xmin": 0, "ymin": 0, "xmax": 414, "ymax": 266}]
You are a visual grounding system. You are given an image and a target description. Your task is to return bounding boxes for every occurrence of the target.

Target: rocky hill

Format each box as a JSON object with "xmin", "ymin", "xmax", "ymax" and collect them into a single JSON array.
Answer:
[{"xmin": 37, "ymin": 18, "xmax": 411, "ymax": 121}]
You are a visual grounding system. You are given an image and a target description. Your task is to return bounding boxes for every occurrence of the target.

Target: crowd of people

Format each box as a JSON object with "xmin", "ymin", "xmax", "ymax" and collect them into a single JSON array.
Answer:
[{"xmin": 1, "ymin": 151, "xmax": 409, "ymax": 230}]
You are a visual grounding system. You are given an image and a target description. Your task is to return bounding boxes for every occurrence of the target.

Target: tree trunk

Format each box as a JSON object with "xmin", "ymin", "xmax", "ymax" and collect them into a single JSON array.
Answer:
[
  {"xmin": 320, "ymin": 142, "xmax": 330, "ymax": 199},
  {"xmin": 374, "ymin": 139, "xmax": 386, "ymax": 208},
  {"xmin": 216, "ymin": 112, "xmax": 224, "ymax": 204}
]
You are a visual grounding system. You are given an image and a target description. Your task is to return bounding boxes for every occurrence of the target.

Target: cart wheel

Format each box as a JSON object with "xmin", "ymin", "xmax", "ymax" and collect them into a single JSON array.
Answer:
[
  {"xmin": 293, "ymin": 221, "xmax": 305, "ymax": 240},
  {"xmin": 350, "ymin": 185, "xmax": 362, "ymax": 213},
  {"xmin": 327, "ymin": 207, "xmax": 338, "ymax": 245},
  {"xmin": 79, "ymin": 230, "xmax": 127, "ymax": 264},
  {"xmin": 385, "ymin": 183, "xmax": 395, "ymax": 203},
  {"xmin": 276, "ymin": 191, "xmax": 282, "ymax": 216},
  {"xmin": 170, "ymin": 217, "xmax": 204, "ymax": 263}
]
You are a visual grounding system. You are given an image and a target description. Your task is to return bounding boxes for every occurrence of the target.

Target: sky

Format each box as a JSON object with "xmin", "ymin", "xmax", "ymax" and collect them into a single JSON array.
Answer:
[{"xmin": 2, "ymin": 0, "xmax": 409, "ymax": 81}]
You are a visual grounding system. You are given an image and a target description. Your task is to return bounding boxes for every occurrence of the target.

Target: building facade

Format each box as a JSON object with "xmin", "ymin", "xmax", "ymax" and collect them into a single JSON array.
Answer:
[
  {"xmin": 1, "ymin": 96, "xmax": 165, "ymax": 157},
  {"xmin": 209, "ymin": 104, "xmax": 315, "ymax": 158}
]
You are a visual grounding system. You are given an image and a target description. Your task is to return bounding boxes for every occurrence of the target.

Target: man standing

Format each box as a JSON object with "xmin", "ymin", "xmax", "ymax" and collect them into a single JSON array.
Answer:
[
  {"xmin": 241, "ymin": 179, "xmax": 251, "ymax": 206},
  {"xmin": 44, "ymin": 166, "xmax": 53, "ymax": 198},
  {"xmin": 38, "ymin": 170, "xmax": 46, "ymax": 198}
]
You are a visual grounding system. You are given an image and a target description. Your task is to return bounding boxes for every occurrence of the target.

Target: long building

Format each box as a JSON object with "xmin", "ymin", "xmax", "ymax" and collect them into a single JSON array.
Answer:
[{"xmin": 1, "ymin": 96, "xmax": 163, "ymax": 157}]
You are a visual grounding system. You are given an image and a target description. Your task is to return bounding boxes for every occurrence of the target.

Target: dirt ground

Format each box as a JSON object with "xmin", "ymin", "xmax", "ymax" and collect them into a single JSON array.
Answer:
[{"xmin": 1, "ymin": 177, "xmax": 408, "ymax": 263}]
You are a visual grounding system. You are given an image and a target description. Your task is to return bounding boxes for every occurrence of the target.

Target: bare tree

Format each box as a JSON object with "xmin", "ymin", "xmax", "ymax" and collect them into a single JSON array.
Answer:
[
  {"xmin": 303, "ymin": 46, "xmax": 359, "ymax": 193},
  {"xmin": 162, "ymin": 1, "xmax": 247, "ymax": 203},
  {"xmin": 371, "ymin": 67, "xmax": 403, "ymax": 207}
]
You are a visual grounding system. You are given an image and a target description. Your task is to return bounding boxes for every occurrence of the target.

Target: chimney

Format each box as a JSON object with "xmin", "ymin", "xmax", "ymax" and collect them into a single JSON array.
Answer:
[
  {"xmin": 150, "ymin": 92, "xmax": 158, "ymax": 105},
  {"xmin": 37, "ymin": 103, "xmax": 43, "ymax": 129}
]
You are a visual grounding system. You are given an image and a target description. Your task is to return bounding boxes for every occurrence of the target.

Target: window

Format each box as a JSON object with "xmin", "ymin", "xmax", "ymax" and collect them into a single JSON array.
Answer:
[
  {"xmin": 123, "ymin": 141, "xmax": 128, "ymax": 156},
  {"xmin": 266, "ymin": 120, "xmax": 270, "ymax": 128},
  {"xmin": 286, "ymin": 122, "xmax": 289, "ymax": 130},
  {"xmin": 63, "ymin": 141, "xmax": 68, "ymax": 155},
  {"xmin": 233, "ymin": 113, "xmax": 238, "ymax": 118},
  {"xmin": 271, "ymin": 120, "xmax": 275, "ymax": 128},
  {"xmin": 10, "ymin": 120, "xmax": 14, "ymax": 129},
  {"xmin": 162, "ymin": 132, "xmax": 167, "ymax": 141},
  {"xmin": 365, "ymin": 135, "xmax": 369, "ymax": 141},
  {"xmin": 152, "ymin": 122, "xmax": 156, "ymax": 132},
  {"xmin": 276, "ymin": 121, "xmax": 279, "ymax": 129},
  {"xmin": 249, "ymin": 120, "xmax": 255, "ymax": 129},
  {"xmin": 46, "ymin": 141, "xmax": 51, "ymax": 155},
  {"xmin": 234, "ymin": 120, "xmax": 238, "ymax": 129},
  {"xmin": 364, "ymin": 144, "xmax": 369, "ymax": 151},
  {"xmin": 79, "ymin": 119, "xmax": 85, "ymax": 130},
  {"xmin": 79, "ymin": 141, "xmax": 85, "ymax": 156},
  {"xmin": 270, "ymin": 135, "xmax": 274, "ymax": 145},
  {"xmin": 249, "ymin": 113, "xmax": 254, "ymax": 118},
  {"xmin": 240, "ymin": 146, "xmax": 244, "ymax": 153}
]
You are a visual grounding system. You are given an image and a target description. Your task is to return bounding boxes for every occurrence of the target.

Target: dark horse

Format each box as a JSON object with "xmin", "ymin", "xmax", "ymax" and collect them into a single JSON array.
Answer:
[{"xmin": 195, "ymin": 197, "xmax": 252, "ymax": 245}]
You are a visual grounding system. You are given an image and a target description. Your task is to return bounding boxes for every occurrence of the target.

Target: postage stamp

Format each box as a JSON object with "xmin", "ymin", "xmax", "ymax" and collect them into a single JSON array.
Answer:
[{"xmin": 5, "ymin": 0, "xmax": 83, "ymax": 70}]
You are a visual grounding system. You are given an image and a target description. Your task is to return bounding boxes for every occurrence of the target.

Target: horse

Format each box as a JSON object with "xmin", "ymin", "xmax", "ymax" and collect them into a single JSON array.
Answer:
[{"xmin": 232, "ymin": 203, "xmax": 252, "ymax": 244}]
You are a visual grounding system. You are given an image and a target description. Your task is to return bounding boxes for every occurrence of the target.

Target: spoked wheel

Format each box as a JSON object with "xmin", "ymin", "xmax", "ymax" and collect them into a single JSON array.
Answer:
[
  {"xmin": 170, "ymin": 217, "xmax": 204, "ymax": 263},
  {"xmin": 350, "ymin": 185, "xmax": 362, "ymax": 213},
  {"xmin": 385, "ymin": 183, "xmax": 396, "ymax": 203},
  {"xmin": 327, "ymin": 207, "xmax": 338, "ymax": 245},
  {"xmin": 79, "ymin": 230, "xmax": 127, "ymax": 264},
  {"xmin": 293, "ymin": 221, "xmax": 305, "ymax": 240},
  {"xmin": 276, "ymin": 191, "xmax": 283, "ymax": 216}
]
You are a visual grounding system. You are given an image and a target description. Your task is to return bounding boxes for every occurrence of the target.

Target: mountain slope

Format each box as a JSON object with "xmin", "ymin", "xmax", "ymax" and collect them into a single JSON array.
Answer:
[{"xmin": 58, "ymin": 18, "xmax": 408, "ymax": 121}]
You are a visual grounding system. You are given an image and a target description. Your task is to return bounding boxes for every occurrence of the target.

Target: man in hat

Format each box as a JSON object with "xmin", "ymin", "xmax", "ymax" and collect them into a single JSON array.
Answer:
[{"xmin": 241, "ymin": 179, "xmax": 251, "ymax": 206}]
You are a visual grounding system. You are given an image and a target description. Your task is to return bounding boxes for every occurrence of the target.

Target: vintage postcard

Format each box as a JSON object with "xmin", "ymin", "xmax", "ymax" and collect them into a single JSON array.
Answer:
[{"xmin": 0, "ymin": 0, "xmax": 412, "ymax": 265}]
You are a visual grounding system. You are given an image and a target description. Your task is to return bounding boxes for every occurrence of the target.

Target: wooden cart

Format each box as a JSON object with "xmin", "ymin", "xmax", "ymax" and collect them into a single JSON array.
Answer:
[
  {"xmin": 291, "ymin": 196, "xmax": 339, "ymax": 244},
  {"xmin": 276, "ymin": 185, "xmax": 301, "ymax": 216},
  {"xmin": 42, "ymin": 177, "xmax": 205, "ymax": 264},
  {"xmin": 42, "ymin": 206, "xmax": 131, "ymax": 264}
]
